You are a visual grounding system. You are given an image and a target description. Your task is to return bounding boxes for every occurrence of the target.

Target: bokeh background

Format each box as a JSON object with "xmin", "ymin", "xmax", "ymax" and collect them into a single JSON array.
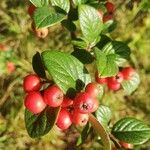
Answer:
[{"xmin": 0, "ymin": 0, "xmax": 150, "ymax": 149}]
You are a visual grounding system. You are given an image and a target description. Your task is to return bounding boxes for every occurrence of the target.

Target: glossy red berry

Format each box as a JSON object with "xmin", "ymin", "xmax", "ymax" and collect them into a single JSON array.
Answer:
[
  {"xmin": 24, "ymin": 91, "xmax": 46, "ymax": 114},
  {"xmin": 44, "ymin": 85, "xmax": 63, "ymax": 107},
  {"xmin": 56, "ymin": 109, "xmax": 72, "ymax": 130},
  {"xmin": 28, "ymin": 4, "xmax": 36, "ymax": 17},
  {"xmin": 61, "ymin": 96, "xmax": 73, "ymax": 107},
  {"xmin": 85, "ymin": 82, "xmax": 100, "ymax": 98},
  {"xmin": 107, "ymin": 77, "xmax": 121, "ymax": 91},
  {"xmin": 119, "ymin": 141, "xmax": 134, "ymax": 149},
  {"xmin": 121, "ymin": 67, "xmax": 135, "ymax": 80},
  {"xmin": 103, "ymin": 13, "xmax": 113, "ymax": 23},
  {"xmin": 95, "ymin": 72, "xmax": 107, "ymax": 84},
  {"xmin": 115, "ymin": 72, "xmax": 124, "ymax": 83},
  {"xmin": 105, "ymin": 2, "xmax": 114, "ymax": 12},
  {"xmin": 23, "ymin": 74, "xmax": 41, "ymax": 92},
  {"xmin": 72, "ymin": 112, "xmax": 89, "ymax": 126},
  {"xmin": 31, "ymin": 22, "xmax": 49, "ymax": 38},
  {"xmin": 73, "ymin": 92, "xmax": 99, "ymax": 113}
]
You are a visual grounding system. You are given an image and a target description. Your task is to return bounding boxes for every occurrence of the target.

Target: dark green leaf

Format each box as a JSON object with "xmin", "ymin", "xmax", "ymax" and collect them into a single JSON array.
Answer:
[
  {"xmin": 121, "ymin": 72, "xmax": 140, "ymax": 95},
  {"xmin": 94, "ymin": 48, "xmax": 118, "ymax": 77},
  {"xmin": 78, "ymin": 5, "xmax": 103, "ymax": 46},
  {"xmin": 71, "ymin": 39, "xmax": 87, "ymax": 49},
  {"xmin": 112, "ymin": 117, "xmax": 150, "ymax": 145},
  {"xmin": 29, "ymin": 0, "xmax": 50, "ymax": 7},
  {"xmin": 61, "ymin": 20, "xmax": 76, "ymax": 32},
  {"xmin": 71, "ymin": 49, "xmax": 94, "ymax": 64},
  {"xmin": 42, "ymin": 51, "xmax": 91, "ymax": 93},
  {"xmin": 50, "ymin": 0, "xmax": 70, "ymax": 13},
  {"xmin": 32, "ymin": 52, "xmax": 46, "ymax": 78},
  {"xmin": 25, "ymin": 107, "xmax": 60, "ymax": 138},
  {"xmin": 95, "ymin": 105, "xmax": 112, "ymax": 129},
  {"xmin": 33, "ymin": 6, "xmax": 65, "ymax": 28},
  {"xmin": 103, "ymin": 20, "xmax": 117, "ymax": 33}
]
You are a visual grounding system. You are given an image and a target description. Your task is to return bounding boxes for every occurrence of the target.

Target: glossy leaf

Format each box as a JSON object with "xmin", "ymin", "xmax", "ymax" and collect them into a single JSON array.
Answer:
[
  {"xmin": 30, "ymin": 0, "xmax": 49, "ymax": 7},
  {"xmin": 51, "ymin": 0, "xmax": 70, "ymax": 13},
  {"xmin": 95, "ymin": 105, "xmax": 112, "ymax": 129},
  {"xmin": 33, "ymin": 6, "xmax": 65, "ymax": 28},
  {"xmin": 72, "ymin": 0, "xmax": 88, "ymax": 6},
  {"xmin": 121, "ymin": 72, "xmax": 140, "ymax": 95},
  {"xmin": 112, "ymin": 117, "xmax": 150, "ymax": 145},
  {"xmin": 25, "ymin": 107, "xmax": 60, "ymax": 138},
  {"xmin": 78, "ymin": 5, "xmax": 103, "ymax": 46},
  {"xmin": 41, "ymin": 51, "xmax": 91, "ymax": 93}
]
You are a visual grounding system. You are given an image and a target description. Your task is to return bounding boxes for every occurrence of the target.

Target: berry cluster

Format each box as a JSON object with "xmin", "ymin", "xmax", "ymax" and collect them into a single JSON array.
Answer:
[
  {"xmin": 23, "ymin": 74, "xmax": 100, "ymax": 130},
  {"xmin": 113, "ymin": 141, "xmax": 133, "ymax": 150},
  {"xmin": 28, "ymin": 5, "xmax": 48, "ymax": 38},
  {"xmin": 96, "ymin": 67, "xmax": 135, "ymax": 91},
  {"xmin": 97, "ymin": 1, "xmax": 115, "ymax": 23}
]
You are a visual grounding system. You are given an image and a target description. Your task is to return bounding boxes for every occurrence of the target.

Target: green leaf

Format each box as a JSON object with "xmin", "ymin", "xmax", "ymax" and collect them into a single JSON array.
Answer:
[
  {"xmin": 71, "ymin": 49, "xmax": 94, "ymax": 64},
  {"xmin": 102, "ymin": 41, "xmax": 131, "ymax": 65},
  {"xmin": 94, "ymin": 48, "xmax": 118, "ymax": 77},
  {"xmin": 95, "ymin": 105, "xmax": 112, "ymax": 129},
  {"xmin": 89, "ymin": 114, "xmax": 111, "ymax": 150},
  {"xmin": 61, "ymin": 20, "xmax": 76, "ymax": 32},
  {"xmin": 78, "ymin": 5, "xmax": 103, "ymax": 46},
  {"xmin": 121, "ymin": 72, "xmax": 140, "ymax": 95},
  {"xmin": 112, "ymin": 117, "xmax": 150, "ymax": 145},
  {"xmin": 50, "ymin": 0, "xmax": 70, "ymax": 13},
  {"xmin": 33, "ymin": 6, "xmax": 66, "ymax": 28},
  {"xmin": 32, "ymin": 52, "xmax": 46, "ymax": 78},
  {"xmin": 30, "ymin": 0, "xmax": 50, "ymax": 7},
  {"xmin": 25, "ymin": 107, "xmax": 60, "ymax": 138},
  {"xmin": 72, "ymin": 0, "xmax": 88, "ymax": 6},
  {"xmin": 41, "ymin": 51, "xmax": 91, "ymax": 93},
  {"xmin": 71, "ymin": 39, "xmax": 87, "ymax": 49}
]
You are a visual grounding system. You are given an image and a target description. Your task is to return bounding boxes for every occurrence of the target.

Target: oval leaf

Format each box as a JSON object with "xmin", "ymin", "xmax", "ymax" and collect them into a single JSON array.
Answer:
[
  {"xmin": 51, "ymin": 0, "xmax": 70, "ymax": 13},
  {"xmin": 121, "ymin": 72, "xmax": 140, "ymax": 95},
  {"xmin": 41, "ymin": 51, "xmax": 91, "ymax": 93},
  {"xmin": 25, "ymin": 107, "xmax": 60, "ymax": 138},
  {"xmin": 73, "ymin": 0, "xmax": 88, "ymax": 6},
  {"xmin": 30, "ymin": 0, "xmax": 50, "ymax": 7},
  {"xmin": 33, "ymin": 6, "xmax": 65, "ymax": 28},
  {"xmin": 79, "ymin": 5, "xmax": 103, "ymax": 46},
  {"xmin": 112, "ymin": 117, "xmax": 150, "ymax": 145},
  {"xmin": 95, "ymin": 105, "xmax": 112, "ymax": 129}
]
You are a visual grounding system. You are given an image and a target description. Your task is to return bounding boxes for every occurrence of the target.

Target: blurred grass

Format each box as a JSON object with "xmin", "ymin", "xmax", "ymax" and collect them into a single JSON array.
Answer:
[{"xmin": 0, "ymin": 0, "xmax": 150, "ymax": 149}]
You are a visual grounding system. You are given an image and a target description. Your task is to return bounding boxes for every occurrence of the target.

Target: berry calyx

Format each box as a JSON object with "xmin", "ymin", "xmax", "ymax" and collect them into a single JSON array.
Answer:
[
  {"xmin": 95, "ymin": 71, "xmax": 107, "ymax": 84},
  {"xmin": 85, "ymin": 82, "xmax": 100, "ymax": 98},
  {"xmin": 119, "ymin": 141, "xmax": 134, "ymax": 149},
  {"xmin": 73, "ymin": 92, "xmax": 99, "ymax": 113},
  {"xmin": 72, "ymin": 112, "xmax": 89, "ymax": 126},
  {"xmin": 121, "ymin": 67, "xmax": 135, "ymax": 80},
  {"xmin": 44, "ymin": 85, "xmax": 63, "ymax": 107},
  {"xmin": 28, "ymin": 4, "xmax": 36, "ymax": 17},
  {"xmin": 23, "ymin": 74, "xmax": 41, "ymax": 92},
  {"xmin": 61, "ymin": 96, "xmax": 73, "ymax": 107},
  {"xmin": 56, "ymin": 109, "xmax": 72, "ymax": 130},
  {"xmin": 24, "ymin": 91, "xmax": 46, "ymax": 114},
  {"xmin": 105, "ymin": 2, "xmax": 114, "ymax": 12}
]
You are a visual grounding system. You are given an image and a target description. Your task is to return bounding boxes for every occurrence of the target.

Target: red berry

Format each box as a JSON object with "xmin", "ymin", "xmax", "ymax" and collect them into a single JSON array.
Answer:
[
  {"xmin": 61, "ymin": 96, "xmax": 73, "ymax": 107},
  {"xmin": 0, "ymin": 44, "xmax": 9, "ymax": 51},
  {"xmin": 107, "ymin": 77, "xmax": 121, "ymax": 91},
  {"xmin": 103, "ymin": 13, "xmax": 113, "ymax": 23},
  {"xmin": 72, "ymin": 112, "xmax": 89, "ymax": 126},
  {"xmin": 85, "ymin": 82, "xmax": 100, "ymax": 98},
  {"xmin": 119, "ymin": 141, "xmax": 134, "ymax": 149},
  {"xmin": 31, "ymin": 22, "xmax": 49, "ymax": 38},
  {"xmin": 23, "ymin": 74, "xmax": 41, "ymax": 92},
  {"xmin": 105, "ymin": 2, "xmax": 114, "ymax": 12},
  {"xmin": 56, "ymin": 109, "xmax": 72, "ymax": 130},
  {"xmin": 28, "ymin": 4, "xmax": 36, "ymax": 17},
  {"xmin": 44, "ymin": 85, "xmax": 63, "ymax": 107},
  {"xmin": 95, "ymin": 72, "xmax": 107, "ymax": 84},
  {"xmin": 73, "ymin": 92, "xmax": 99, "ymax": 113},
  {"xmin": 24, "ymin": 91, "xmax": 46, "ymax": 114},
  {"xmin": 115, "ymin": 72, "xmax": 124, "ymax": 83},
  {"xmin": 121, "ymin": 67, "xmax": 135, "ymax": 80},
  {"xmin": 7, "ymin": 61, "xmax": 16, "ymax": 73},
  {"xmin": 97, "ymin": 9, "xmax": 104, "ymax": 20}
]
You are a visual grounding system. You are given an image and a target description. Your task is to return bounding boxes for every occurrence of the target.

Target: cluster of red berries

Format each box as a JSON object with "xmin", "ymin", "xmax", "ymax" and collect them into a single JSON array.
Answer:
[
  {"xmin": 96, "ymin": 67, "xmax": 135, "ymax": 91},
  {"xmin": 113, "ymin": 141, "xmax": 133, "ymax": 150},
  {"xmin": 23, "ymin": 74, "xmax": 100, "ymax": 130},
  {"xmin": 28, "ymin": 5, "xmax": 48, "ymax": 38},
  {"xmin": 97, "ymin": 1, "xmax": 115, "ymax": 23}
]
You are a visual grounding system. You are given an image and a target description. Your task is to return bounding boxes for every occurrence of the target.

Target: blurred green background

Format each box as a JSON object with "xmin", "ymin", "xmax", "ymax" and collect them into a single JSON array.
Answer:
[{"xmin": 0, "ymin": 0, "xmax": 150, "ymax": 149}]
